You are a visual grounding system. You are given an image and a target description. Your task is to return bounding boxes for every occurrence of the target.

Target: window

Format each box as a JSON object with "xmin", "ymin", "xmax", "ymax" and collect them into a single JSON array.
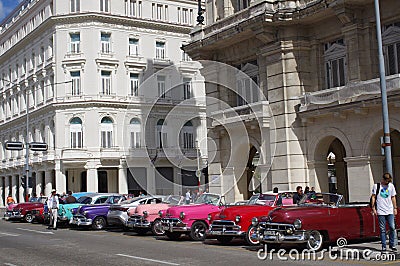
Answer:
[
  {"xmin": 126, "ymin": 0, "xmax": 142, "ymax": 17},
  {"xmin": 157, "ymin": 76, "xmax": 166, "ymax": 98},
  {"xmin": 101, "ymin": 33, "xmax": 111, "ymax": 53},
  {"xmin": 129, "ymin": 38, "xmax": 139, "ymax": 56},
  {"xmin": 39, "ymin": 47, "xmax": 44, "ymax": 65},
  {"xmin": 236, "ymin": 62, "xmax": 260, "ymax": 106},
  {"xmin": 101, "ymin": 70, "xmax": 111, "ymax": 95},
  {"xmin": 70, "ymin": 117, "xmax": 83, "ymax": 148},
  {"xmin": 70, "ymin": 0, "xmax": 80, "ymax": 13},
  {"xmin": 182, "ymin": 121, "xmax": 194, "ymax": 149},
  {"xmin": 156, "ymin": 119, "xmax": 167, "ymax": 148},
  {"xmin": 238, "ymin": 0, "xmax": 250, "ymax": 10},
  {"xmin": 183, "ymin": 78, "xmax": 191, "ymax": 99},
  {"xmin": 130, "ymin": 73, "xmax": 139, "ymax": 96},
  {"xmin": 70, "ymin": 33, "xmax": 80, "ymax": 53},
  {"xmin": 31, "ymin": 52, "xmax": 35, "ymax": 70},
  {"xmin": 324, "ymin": 39, "xmax": 346, "ymax": 88},
  {"xmin": 48, "ymin": 36, "xmax": 53, "ymax": 58},
  {"xmin": 101, "ymin": 117, "xmax": 113, "ymax": 148},
  {"xmin": 71, "ymin": 71, "xmax": 81, "ymax": 95},
  {"xmin": 156, "ymin": 4, "xmax": 163, "ymax": 20},
  {"xmin": 156, "ymin": 41, "xmax": 165, "ymax": 59},
  {"xmin": 130, "ymin": 118, "xmax": 141, "ymax": 148},
  {"xmin": 182, "ymin": 8, "xmax": 189, "ymax": 24},
  {"xmin": 382, "ymin": 23, "xmax": 400, "ymax": 75},
  {"xmin": 100, "ymin": 0, "xmax": 110, "ymax": 12}
]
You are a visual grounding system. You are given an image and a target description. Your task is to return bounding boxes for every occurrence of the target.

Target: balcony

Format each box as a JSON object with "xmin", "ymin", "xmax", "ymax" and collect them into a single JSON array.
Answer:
[
  {"xmin": 125, "ymin": 55, "xmax": 146, "ymax": 69},
  {"xmin": 299, "ymin": 74, "xmax": 400, "ymax": 112},
  {"xmin": 210, "ymin": 100, "xmax": 272, "ymax": 128}
]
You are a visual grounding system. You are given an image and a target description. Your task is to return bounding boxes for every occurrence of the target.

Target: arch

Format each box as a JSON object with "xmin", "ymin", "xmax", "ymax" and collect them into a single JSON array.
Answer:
[
  {"xmin": 70, "ymin": 117, "xmax": 82, "ymax": 124},
  {"xmin": 308, "ymin": 127, "xmax": 352, "ymax": 160},
  {"xmin": 101, "ymin": 116, "xmax": 113, "ymax": 124},
  {"xmin": 157, "ymin": 119, "xmax": 165, "ymax": 126},
  {"xmin": 184, "ymin": 120, "xmax": 193, "ymax": 127},
  {"xmin": 362, "ymin": 118, "xmax": 400, "ymax": 155},
  {"xmin": 130, "ymin": 118, "xmax": 141, "ymax": 124}
]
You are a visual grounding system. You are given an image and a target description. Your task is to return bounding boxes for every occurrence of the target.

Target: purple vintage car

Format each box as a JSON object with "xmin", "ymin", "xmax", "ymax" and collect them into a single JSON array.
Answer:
[
  {"xmin": 70, "ymin": 195, "xmax": 125, "ymax": 230},
  {"xmin": 160, "ymin": 193, "xmax": 225, "ymax": 241}
]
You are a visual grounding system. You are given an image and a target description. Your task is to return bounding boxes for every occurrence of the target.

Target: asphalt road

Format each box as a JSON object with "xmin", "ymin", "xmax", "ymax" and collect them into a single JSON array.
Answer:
[{"xmin": 0, "ymin": 218, "xmax": 399, "ymax": 266}]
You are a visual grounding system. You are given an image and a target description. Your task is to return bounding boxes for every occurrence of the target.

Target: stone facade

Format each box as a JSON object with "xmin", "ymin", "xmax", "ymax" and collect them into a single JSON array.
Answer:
[
  {"xmin": 0, "ymin": 0, "xmax": 206, "ymax": 206},
  {"xmin": 185, "ymin": 0, "xmax": 400, "ymax": 203}
]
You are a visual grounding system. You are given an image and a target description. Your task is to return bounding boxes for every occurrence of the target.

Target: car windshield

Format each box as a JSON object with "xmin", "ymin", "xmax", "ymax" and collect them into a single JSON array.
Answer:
[
  {"xmin": 120, "ymin": 197, "xmax": 142, "ymax": 205},
  {"xmin": 298, "ymin": 193, "xmax": 341, "ymax": 206},
  {"xmin": 77, "ymin": 196, "xmax": 92, "ymax": 204},
  {"xmin": 105, "ymin": 196, "xmax": 123, "ymax": 204},
  {"xmin": 164, "ymin": 195, "xmax": 182, "ymax": 204},
  {"xmin": 195, "ymin": 194, "xmax": 220, "ymax": 205},
  {"xmin": 248, "ymin": 194, "xmax": 276, "ymax": 206}
]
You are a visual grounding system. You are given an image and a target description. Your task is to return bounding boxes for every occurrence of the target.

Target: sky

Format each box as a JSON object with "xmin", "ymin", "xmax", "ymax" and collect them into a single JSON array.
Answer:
[{"xmin": 0, "ymin": 0, "xmax": 23, "ymax": 23}]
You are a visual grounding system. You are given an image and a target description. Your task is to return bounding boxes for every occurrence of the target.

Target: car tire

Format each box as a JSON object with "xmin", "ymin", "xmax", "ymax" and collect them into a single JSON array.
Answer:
[
  {"xmin": 190, "ymin": 221, "xmax": 207, "ymax": 241},
  {"xmin": 24, "ymin": 213, "xmax": 34, "ymax": 223},
  {"xmin": 306, "ymin": 230, "xmax": 324, "ymax": 251},
  {"xmin": 245, "ymin": 226, "xmax": 259, "ymax": 246},
  {"xmin": 216, "ymin": 236, "xmax": 233, "ymax": 244},
  {"xmin": 92, "ymin": 217, "xmax": 106, "ymax": 230},
  {"xmin": 151, "ymin": 219, "xmax": 165, "ymax": 236},
  {"xmin": 165, "ymin": 232, "xmax": 181, "ymax": 240}
]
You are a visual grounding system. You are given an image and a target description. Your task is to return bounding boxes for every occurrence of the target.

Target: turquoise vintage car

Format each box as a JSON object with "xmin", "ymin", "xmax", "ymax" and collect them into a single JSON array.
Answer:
[{"xmin": 58, "ymin": 193, "xmax": 119, "ymax": 223}]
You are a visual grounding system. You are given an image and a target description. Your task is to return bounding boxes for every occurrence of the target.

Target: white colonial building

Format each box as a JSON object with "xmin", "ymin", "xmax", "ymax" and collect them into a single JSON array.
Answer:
[
  {"xmin": 185, "ymin": 0, "xmax": 400, "ymax": 203},
  {"xmin": 0, "ymin": 0, "xmax": 207, "ymax": 206}
]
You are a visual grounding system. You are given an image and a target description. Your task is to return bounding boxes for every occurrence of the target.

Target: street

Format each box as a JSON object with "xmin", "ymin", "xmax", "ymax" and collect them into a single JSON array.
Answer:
[{"xmin": 0, "ymin": 218, "xmax": 399, "ymax": 266}]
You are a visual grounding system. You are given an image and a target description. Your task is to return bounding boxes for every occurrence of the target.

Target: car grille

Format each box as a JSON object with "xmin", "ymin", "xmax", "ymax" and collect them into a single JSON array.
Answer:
[
  {"xmin": 161, "ymin": 218, "xmax": 182, "ymax": 226},
  {"xmin": 258, "ymin": 222, "xmax": 295, "ymax": 231},
  {"xmin": 210, "ymin": 220, "xmax": 238, "ymax": 231},
  {"xmin": 129, "ymin": 215, "xmax": 145, "ymax": 222}
]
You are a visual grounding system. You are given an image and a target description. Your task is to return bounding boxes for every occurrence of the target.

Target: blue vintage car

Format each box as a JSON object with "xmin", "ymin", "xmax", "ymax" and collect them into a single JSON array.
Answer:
[{"xmin": 70, "ymin": 195, "xmax": 125, "ymax": 230}]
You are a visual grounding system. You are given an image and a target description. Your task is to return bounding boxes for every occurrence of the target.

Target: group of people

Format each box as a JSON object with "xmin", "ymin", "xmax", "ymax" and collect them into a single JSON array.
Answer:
[
  {"xmin": 185, "ymin": 188, "xmax": 209, "ymax": 204},
  {"xmin": 46, "ymin": 190, "xmax": 77, "ymax": 230}
]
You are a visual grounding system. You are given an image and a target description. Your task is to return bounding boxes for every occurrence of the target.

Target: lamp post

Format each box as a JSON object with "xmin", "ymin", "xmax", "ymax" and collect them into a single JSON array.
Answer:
[
  {"xmin": 374, "ymin": 0, "xmax": 393, "ymax": 176},
  {"xmin": 195, "ymin": 140, "xmax": 201, "ymax": 188}
]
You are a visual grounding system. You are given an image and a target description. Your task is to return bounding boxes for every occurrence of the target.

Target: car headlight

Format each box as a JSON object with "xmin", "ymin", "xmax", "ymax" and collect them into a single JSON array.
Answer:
[
  {"xmin": 158, "ymin": 210, "xmax": 163, "ymax": 217},
  {"xmin": 180, "ymin": 212, "xmax": 185, "ymax": 220},
  {"xmin": 207, "ymin": 214, "xmax": 212, "ymax": 221},
  {"xmin": 235, "ymin": 215, "xmax": 241, "ymax": 223},
  {"xmin": 251, "ymin": 217, "xmax": 258, "ymax": 227},
  {"xmin": 83, "ymin": 211, "xmax": 88, "ymax": 216},
  {"xmin": 293, "ymin": 219, "xmax": 302, "ymax": 229},
  {"xmin": 143, "ymin": 211, "xmax": 148, "ymax": 218}
]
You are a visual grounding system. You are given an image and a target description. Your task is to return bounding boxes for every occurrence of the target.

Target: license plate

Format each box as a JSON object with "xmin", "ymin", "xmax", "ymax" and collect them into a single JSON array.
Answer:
[
  {"xmin": 213, "ymin": 231, "xmax": 222, "ymax": 235},
  {"xmin": 264, "ymin": 230, "xmax": 275, "ymax": 236}
]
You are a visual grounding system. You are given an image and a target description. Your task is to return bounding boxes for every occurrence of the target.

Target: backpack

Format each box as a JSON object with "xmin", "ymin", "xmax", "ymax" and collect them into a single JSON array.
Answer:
[{"xmin": 369, "ymin": 182, "xmax": 380, "ymax": 208}]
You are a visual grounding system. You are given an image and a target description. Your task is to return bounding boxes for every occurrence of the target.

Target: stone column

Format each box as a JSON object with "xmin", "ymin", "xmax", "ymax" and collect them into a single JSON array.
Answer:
[
  {"xmin": 173, "ymin": 167, "xmax": 181, "ymax": 195},
  {"xmin": 345, "ymin": 156, "xmax": 375, "ymax": 203},
  {"xmin": 146, "ymin": 166, "xmax": 156, "ymax": 195},
  {"xmin": 118, "ymin": 161, "xmax": 128, "ymax": 195},
  {"xmin": 307, "ymin": 160, "xmax": 329, "ymax": 193},
  {"xmin": 18, "ymin": 174, "xmax": 25, "ymax": 203},
  {"xmin": 55, "ymin": 160, "xmax": 66, "ymax": 194},
  {"xmin": 222, "ymin": 166, "xmax": 235, "ymax": 203},
  {"xmin": 4, "ymin": 176, "xmax": 10, "ymax": 204},
  {"xmin": 36, "ymin": 171, "xmax": 42, "ymax": 196},
  {"xmin": 11, "ymin": 175, "xmax": 18, "ymax": 203},
  {"xmin": 0, "ymin": 177, "xmax": 4, "ymax": 206},
  {"xmin": 44, "ymin": 170, "xmax": 53, "ymax": 197}
]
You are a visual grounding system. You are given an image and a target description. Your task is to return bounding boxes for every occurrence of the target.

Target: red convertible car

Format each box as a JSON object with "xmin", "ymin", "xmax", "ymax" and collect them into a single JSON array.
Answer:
[
  {"xmin": 207, "ymin": 192, "xmax": 295, "ymax": 245},
  {"xmin": 4, "ymin": 197, "xmax": 47, "ymax": 223},
  {"xmin": 252, "ymin": 192, "xmax": 400, "ymax": 250}
]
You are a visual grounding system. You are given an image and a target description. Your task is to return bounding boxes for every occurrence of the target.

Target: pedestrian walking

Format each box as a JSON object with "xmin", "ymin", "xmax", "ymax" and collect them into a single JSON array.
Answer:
[
  {"xmin": 371, "ymin": 173, "xmax": 397, "ymax": 252},
  {"xmin": 47, "ymin": 189, "xmax": 59, "ymax": 230},
  {"xmin": 185, "ymin": 189, "xmax": 191, "ymax": 204}
]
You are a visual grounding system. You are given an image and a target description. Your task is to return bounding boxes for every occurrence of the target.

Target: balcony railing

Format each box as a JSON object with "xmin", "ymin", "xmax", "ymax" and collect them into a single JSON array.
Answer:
[{"xmin": 299, "ymin": 74, "xmax": 400, "ymax": 112}]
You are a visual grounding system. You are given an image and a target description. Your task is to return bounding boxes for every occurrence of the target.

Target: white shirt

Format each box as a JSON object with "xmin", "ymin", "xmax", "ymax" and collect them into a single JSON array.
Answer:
[
  {"xmin": 47, "ymin": 195, "xmax": 59, "ymax": 209},
  {"xmin": 372, "ymin": 182, "xmax": 396, "ymax": 215},
  {"xmin": 185, "ymin": 191, "xmax": 191, "ymax": 201}
]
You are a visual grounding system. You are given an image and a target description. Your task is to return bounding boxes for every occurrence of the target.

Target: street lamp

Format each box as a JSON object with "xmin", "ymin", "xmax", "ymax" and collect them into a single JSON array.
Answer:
[{"xmin": 374, "ymin": 0, "xmax": 393, "ymax": 175}]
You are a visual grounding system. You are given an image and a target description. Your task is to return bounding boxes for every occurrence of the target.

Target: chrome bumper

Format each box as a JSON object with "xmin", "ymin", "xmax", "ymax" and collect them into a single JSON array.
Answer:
[
  {"xmin": 4, "ymin": 211, "xmax": 23, "ymax": 220},
  {"xmin": 207, "ymin": 220, "xmax": 245, "ymax": 237},
  {"xmin": 126, "ymin": 217, "xmax": 151, "ymax": 229},
  {"xmin": 256, "ymin": 222, "xmax": 309, "ymax": 244},
  {"xmin": 161, "ymin": 218, "xmax": 190, "ymax": 232},
  {"xmin": 70, "ymin": 215, "xmax": 92, "ymax": 226}
]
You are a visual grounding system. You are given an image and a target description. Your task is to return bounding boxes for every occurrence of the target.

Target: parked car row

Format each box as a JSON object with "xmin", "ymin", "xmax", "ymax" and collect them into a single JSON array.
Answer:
[{"xmin": 4, "ymin": 191, "xmax": 398, "ymax": 251}]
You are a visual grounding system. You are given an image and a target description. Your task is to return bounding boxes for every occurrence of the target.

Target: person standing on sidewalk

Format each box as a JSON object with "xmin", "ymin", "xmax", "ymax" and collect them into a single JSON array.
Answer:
[
  {"xmin": 47, "ymin": 189, "xmax": 59, "ymax": 230},
  {"xmin": 371, "ymin": 173, "xmax": 398, "ymax": 252}
]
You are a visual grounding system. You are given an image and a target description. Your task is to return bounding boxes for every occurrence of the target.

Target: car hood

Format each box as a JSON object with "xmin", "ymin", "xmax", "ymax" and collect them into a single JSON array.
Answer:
[
  {"xmin": 135, "ymin": 203, "xmax": 170, "ymax": 214},
  {"xmin": 78, "ymin": 204, "xmax": 111, "ymax": 212},
  {"xmin": 262, "ymin": 205, "xmax": 329, "ymax": 224},
  {"xmin": 11, "ymin": 202, "xmax": 43, "ymax": 210},
  {"xmin": 165, "ymin": 204, "xmax": 220, "ymax": 218}
]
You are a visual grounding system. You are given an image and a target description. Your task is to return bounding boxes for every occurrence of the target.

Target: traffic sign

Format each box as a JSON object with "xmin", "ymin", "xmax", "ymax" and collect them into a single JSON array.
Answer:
[
  {"xmin": 29, "ymin": 142, "xmax": 48, "ymax": 151},
  {"xmin": 5, "ymin": 141, "xmax": 24, "ymax": 150},
  {"xmin": 196, "ymin": 170, "xmax": 202, "ymax": 178}
]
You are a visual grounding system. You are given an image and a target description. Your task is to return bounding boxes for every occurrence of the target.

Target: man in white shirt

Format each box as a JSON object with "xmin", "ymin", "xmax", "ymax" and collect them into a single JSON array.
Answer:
[
  {"xmin": 47, "ymin": 189, "xmax": 59, "ymax": 230},
  {"xmin": 371, "ymin": 173, "xmax": 398, "ymax": 252},
  {"xmin": 185, "ymin": 189, "xmax": 191, "ymax": 204}
]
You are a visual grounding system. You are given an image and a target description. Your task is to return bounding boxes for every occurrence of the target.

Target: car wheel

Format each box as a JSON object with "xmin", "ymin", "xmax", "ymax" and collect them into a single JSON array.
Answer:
[
  {"xmin": 306, "ymin": 230, "xmax": 324, "ymax": 251},
  {"xmin": 190, "ymin": 221, "xmax": 207, "ymax": 241},
  {"xmin": 151, "ymin": 219, "xmax": 165, "ymax": 236},
  {"xmin": 216, "ymin": 236, "xmax": 233, "ymax": 245},
  {"xmin": 24, "ymin": 213, "xmax": 34, "ymax": 223},
  {"xmin": 165, "ymin": 232, "xmax": 181, "ymax": 240},
  {"xmin": 92, "ymin": 217, "xmax": 106, "ymax": 230},
  {"xmin": 245, "ymin": 226, "xmax": 259, "ymax": 246}
]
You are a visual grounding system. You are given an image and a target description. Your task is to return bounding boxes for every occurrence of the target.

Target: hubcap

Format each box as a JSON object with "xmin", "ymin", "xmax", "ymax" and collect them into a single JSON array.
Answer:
[
  {"xmin": 194, "ymin": 224, "xmax": 205, "ymax": 239},
  {"xmin": 308, "ymin": 232, "xmax": 322, "ymax": 250},
  {"xmin": 153, "ymin": 221, "xmax": 164, "ymax": 235},
  {"xmin": 248, "ymin": 227, "xmax": 259, "ymax": 244},
  {"xmin": 95, "ymin": 218, "xmax": 104, "ymax": 229}
]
